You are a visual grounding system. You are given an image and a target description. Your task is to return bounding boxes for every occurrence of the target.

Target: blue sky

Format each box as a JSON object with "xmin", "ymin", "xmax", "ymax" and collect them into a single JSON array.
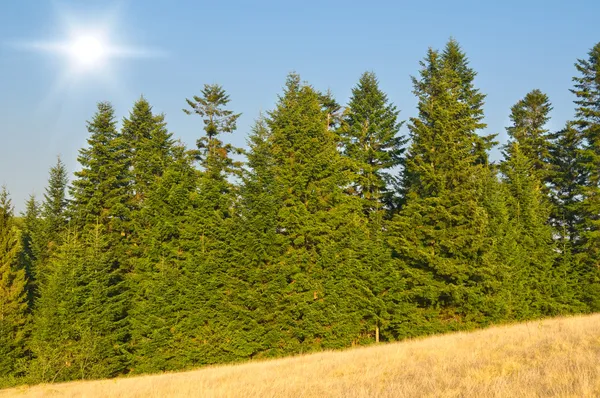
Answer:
[{"xmin": 1, "ymin": 0, "xmax": 598, "ymax": 211}]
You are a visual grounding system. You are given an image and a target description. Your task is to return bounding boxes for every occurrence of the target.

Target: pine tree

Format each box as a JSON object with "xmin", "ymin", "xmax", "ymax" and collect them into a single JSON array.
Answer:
[
  {"xmin": 248, "ymin": 74, "xmax": 386, "ymax": 352},
  {"xmin": 0, "ymin": 188, "xmax": 29, "ymax": 384},
  {"xmin": 35, "ymin": 157, "xmax": 69, "ymax": 281},
  {"xmin": 232, "ymin": 118, "xmax": 279, "ymax": 359},
  {"xmin": 506, "ymin": 90, "xmax": 553, "ymax": 182},
  {"xmin": 338, "ymin": 72, "xmax": 409, "ymax": 342},
  {"xmin": 128, "ymin": 143, "xmax": 197, "ymax": 372},
  {"xmin": 501, "ymin": 142, "xmax": 572, "ymax": 317},
  {"xmin": 442, "ymin": 39, "xmax": 496, "ymax": 165},
  {"xmin": 568, "ymin": 42, "xmax": 600, "ymax": 310},
  {"xmin": 548, "ymin": 122, "xmax": 586, "ymax": 246},
  {"xmin": 547, "ymin": 122, "xmax": 587, "ymax": 313},
  {"xmin": 19, "ymin": 195, "xmax": 40, "ymax": 308},
  {"xmin": 70, "ymin": 102, "xmax": 131, "ymax": 239},
  {"xmin": 122, "ymin": 96, "xmax": 174, "ymax": 206},
  {"xmin": 340, "ymin": 71, "xmax": 405, "ymax": 216},
  {"xmin": 42, "ymin": 157, "xmax": 69, "ymax": 234},
  {"xmin": 176, "ymin": 84, "xmax": 244, "ymax": 365},
  {"xmin": 29, "ymin": 225, "xmax": 127, "ymax": 382},
  {"xmin": 391, "ymin": 41, "xmax": 504, "ymax": 330},
  {"xmin": 499, "ymin": 90, "xmax": 576, "ymax": 317},
  {"xmin": 184, "ymin": 84, "xmax": 241, "ymax": 167}
]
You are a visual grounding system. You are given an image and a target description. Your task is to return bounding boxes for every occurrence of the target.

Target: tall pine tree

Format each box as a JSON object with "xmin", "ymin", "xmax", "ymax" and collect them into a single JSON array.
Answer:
[
  {"xmin": 340, "ymin": 71, "xmax": 405, "ymax": 216},
  {"xmin": 0, "ymin": 188, "xmax": 29, "ymax": 384},
  {"xmin": 506, "ymin": 90, "xmax": 553, "ymax": 182},
  {"xmin": 70, "ymin": 102, "xmax": 131, "ymax": 240},
  {"xmin": 29, "ymin": 225, "xmax": 127, "ymax": 383},
  {"xmin": 391, "ymin": 40, "xmax": 504, "ymax": 331},
  {"xmin": 177, "ymin": 84, "xmax": 244, "ymax": 365},
  {"xmin": 569, "ymin": 42, "xmax": 600, "ymax": 310}
]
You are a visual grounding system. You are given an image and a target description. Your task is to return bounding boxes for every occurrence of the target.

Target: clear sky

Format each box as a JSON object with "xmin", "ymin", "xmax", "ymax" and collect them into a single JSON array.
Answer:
[{"xmin": 1, "ymin": 0, "xmax": 598, "ymax": 211}]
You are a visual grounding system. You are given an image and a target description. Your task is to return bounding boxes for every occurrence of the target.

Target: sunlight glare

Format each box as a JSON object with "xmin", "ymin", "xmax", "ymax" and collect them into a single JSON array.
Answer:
[{"xmin": 68, "ymin": 35, "xmax": 107, "ymax": 69}]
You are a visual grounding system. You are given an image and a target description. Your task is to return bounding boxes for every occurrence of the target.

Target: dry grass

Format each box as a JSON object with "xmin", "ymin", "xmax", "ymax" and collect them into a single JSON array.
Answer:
[{"xmin": 4, "ymin": 314, "xmax": 600, "ymax": 397}]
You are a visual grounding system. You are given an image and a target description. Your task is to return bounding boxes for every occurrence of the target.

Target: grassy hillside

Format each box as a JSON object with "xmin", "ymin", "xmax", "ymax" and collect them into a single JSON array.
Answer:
[{"xmin": 3, "ymin": 314, "xmax": 600, "ymax": 397}]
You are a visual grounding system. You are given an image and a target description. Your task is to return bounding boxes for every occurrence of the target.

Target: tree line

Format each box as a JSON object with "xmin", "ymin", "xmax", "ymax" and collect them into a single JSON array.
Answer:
[{"xmin": 1, "ymin": 38, "xmax": 600, "ymax": 386}]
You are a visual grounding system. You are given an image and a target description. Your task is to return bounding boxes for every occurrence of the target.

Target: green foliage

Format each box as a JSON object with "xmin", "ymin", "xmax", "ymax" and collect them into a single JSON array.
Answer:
[
  {"xmin": 122, "ymin": 96, "xmax": 174, "ymax": 205},
  {"xmin": 34, "ymin": 157, "xmax": 70, "ymax": 286},
  {"xmin": 568, "ymin": 42, "xmax": 600, "ymax": 310},
  {"xmin": 548, "ymin": 122, "xmax": 586, "ymax": 245},
  {"xmin": 29, "ymin": 226, "xmax": 127, "ymax": 383},
  {"xmin": 4, "ymin": 39, "xmax": 599, "ymax": 389},
  {"xmin": 501, "ymin": 91, "xmax": 581, "ymax": 317},
  {"xmin": 19, "ymin": 195, "xmax": 40, "ymax": 308},
  {"xmin": 0, "ymin": 188, "xmax": 29, "ymax": 383},
  {"xmin": 128, "ymin": 144, "xmax": 196, "ymax": 373},
  {"xmin": 70, "ymin": 102, "xmax": 131, "ymax": 239},
  {"xmin": 173, "ymin": 84, "xmax": 246, "ymax": 366},
  {"xmin": 340, "ymin": 71, "xmax": 405, "ymax": 214},
  {"xmin": 506, "ymin": 90, "xmax": 553, "ymax": 181},
  {"xmin": 391, "ymin": 40, "xmax": 505, "ymax": 329}
]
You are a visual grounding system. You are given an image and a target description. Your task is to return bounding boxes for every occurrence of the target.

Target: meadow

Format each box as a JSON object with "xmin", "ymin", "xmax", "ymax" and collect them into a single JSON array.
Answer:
[{"xmin": 3, "ymin": 314, "xmax": 600, "ymax": 398}]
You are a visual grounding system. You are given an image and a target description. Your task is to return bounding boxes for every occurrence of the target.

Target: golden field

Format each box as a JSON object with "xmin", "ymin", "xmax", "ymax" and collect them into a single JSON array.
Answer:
[{"xmin": 3, "ymin": 314, "xmax": 600, "ymax": 398}]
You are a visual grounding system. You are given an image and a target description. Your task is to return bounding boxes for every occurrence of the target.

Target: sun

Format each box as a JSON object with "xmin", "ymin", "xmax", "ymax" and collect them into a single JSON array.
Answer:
[
  {"xmin": 9, "ymin": 6, "xmax": 165, "ymax": 83},
  {"xmin": 67, "ymin": 35, "xmax": 108, "ymax": 69}
]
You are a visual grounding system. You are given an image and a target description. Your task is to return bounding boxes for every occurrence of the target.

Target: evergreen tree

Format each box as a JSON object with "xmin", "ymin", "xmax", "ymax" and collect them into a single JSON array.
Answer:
[
  {"xmin": 500, "ymin": 91, "xmax": 565, "ymax": 317},
  {"xmin": 184, "ymin": 84, "xmax": 241, "ymax": 167},
  {"xmin": 340, "ymin": 71, "xmax": 405, "ymax": 216},
  {"xmin": 338, "ymin": 72, "xmax": 410, "ymax": 341},
  {"xmin": 128, "ymin": 143, "xmax": 197, "ymax": 373},
  {"xmin": 122, "ymin": 97, "xmax": 185, "ymax": 372},
  {"xmin": 568, "ymin": 42, "xmax": 600, "ymax": 310},
  {"xmin": 233, "ymin": 118, "xmax": 279, "ymax": 358},
  {"xmin": 442, "ymin": 39, "xmax": 496, "ymax": 165},
  {"xmin": 35, "ymin": 157, "xmax": 69, "ymax": 281},
  {"xmin": 122, "ymin": 96, "xmax": 174, "ymax": 205},
  {"xmin": 29, "ymin": 225, "xmax": 127, "ymax": 382},
  {"xmin": 0, "ymin": 188, "xmax": 29, "ymax": 384},
  {"xmin": 501, "ymin": 142, "xmax": 573, "ymax": 317},
  {"xmin": 251, "ymin": 74, "xmax": 387, "ymax": 352},
  {"xmin": 548, "ymin": 122, "xmax": 586, "ymax": 246},
  {"xmin": 506, "ymin": 90, "xmax": 553, "ymax": 182},
  {"xmin": 41, "ymin": 157, "xmax": 69, "ymax": 233},
  {"xmin": 19, "ymin": 195, "xmax": 40, "ymax": 308},
  {"xmin": 391, "ymin": 41, "xmax": 504, "ymax": 331},
  {"xmin": 70, "ymin": 102, "xmax": 131, "ymax": 240},
  {"xmin": 176, "ymin": 84, "xmax": 244, "ymax": 365}
]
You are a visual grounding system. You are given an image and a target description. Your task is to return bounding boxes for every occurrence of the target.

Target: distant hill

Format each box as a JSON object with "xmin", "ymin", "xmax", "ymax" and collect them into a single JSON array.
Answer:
[{"xmin": 2, "ymin": 314, "xmax": 600, "ymax": 397}]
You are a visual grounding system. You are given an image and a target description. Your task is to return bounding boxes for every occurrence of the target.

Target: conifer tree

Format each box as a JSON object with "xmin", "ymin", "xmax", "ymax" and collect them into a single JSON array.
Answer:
[
  {"xmin": 70, "ymin": 102, "xmax": 131, "ymax": 239},
  {"xmin": 121, "ymin": 97, "xmax": 183, "ymax": 372},
  {"xmin": 29, "ymin": 225, "xmax": 127, "ymax": 382},
  {"xmin": 42, "ymin": 157, "xmax": 69, "ymax": 233},
  {"xmin": 338, "ymin": 72, "xmax": 409, "ymax": 341},
  {"xmin": 340, "ymin": 71, "xmax": 405, "ymax": 216},
  {"xmin": 20, "ymin": 195, "xmax": 40, "ymax": 308},
  {"xmin": 501, "ymin": 142, "xmax": 570, "ymax": 317},
  {"xmin": 548, "ymin": 122, "xmax": 586, "ymax": 246},
  {"xmin": 506, "ymin": 90, "xmax": 553, "ymax": 182},
  {"xmin": 250, "ymin": 74, "xmax": 387, "ymax": 352},
  {"xmin": 176, "ymin": 84, "xmax": 244, "ymax": 365},
  {"xmin": 442, "ymin": 39, "xmax": 496, "ymax": 165},
  {"xmin": 568, "ymin": 42, "xmax": 600, "ymax": 310},
  {"xmin": 0, "ymin": 188, "xmax": 29, "ymax": 383},
  {"xmin": 232, "ymin": 118, "xmax": 279, "ymax": 358},
  {"xmin": 35, "ymin": 157, "xmax": 69, "ymax": 280},
  {"xmin": 502, "ymin": 91, "xmax": 579, "ymax": 316},
  {"xmin": 391, "ymin": 41, "xmax": 504, "ymax": 330},
  {"xmin": 122, "ymin": 97, "xmax": 174, "ymax": 205},
  {"xmin": 128, "ymin": 143, "xmax": 197, "ymax": 372}
]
